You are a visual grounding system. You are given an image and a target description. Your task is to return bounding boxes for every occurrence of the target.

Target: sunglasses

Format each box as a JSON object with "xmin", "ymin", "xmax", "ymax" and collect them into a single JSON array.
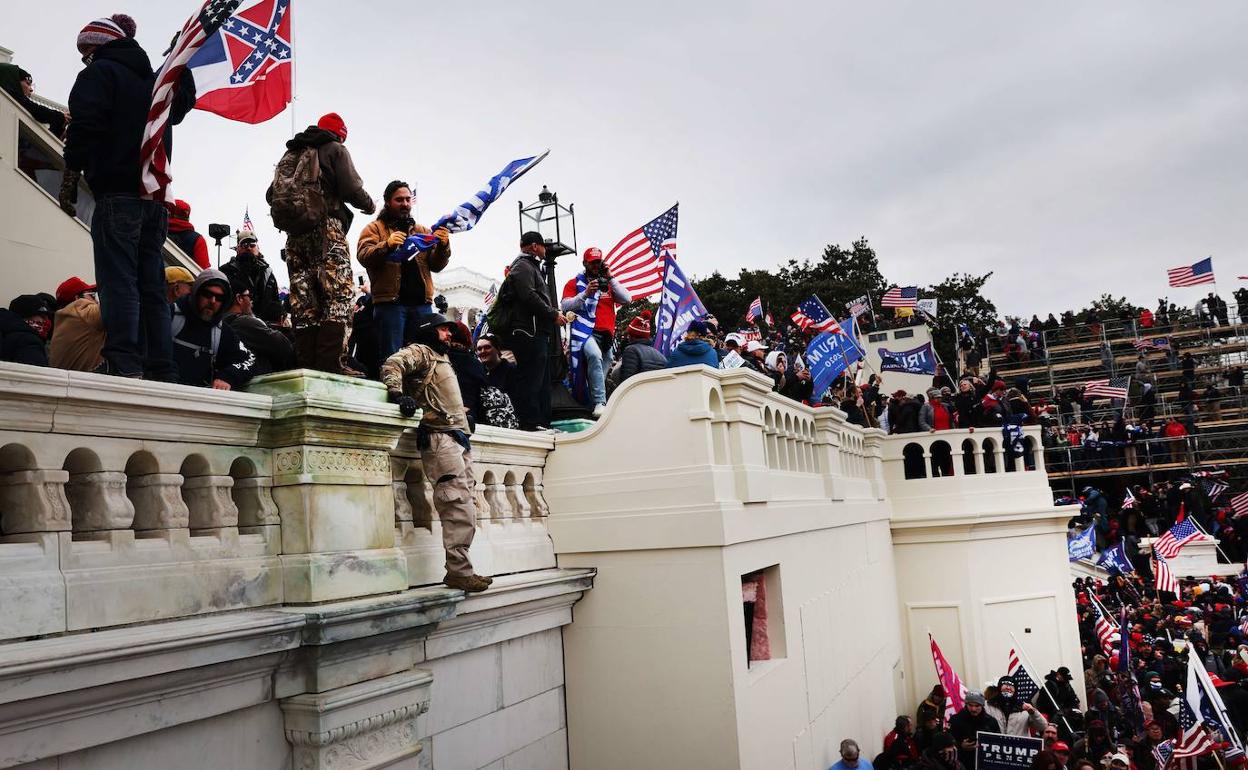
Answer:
[
  {"xmin": 200, "ymin": 290, "xmax": 226, "ymax": 303},
  {"xmin": 240, "ymin": 241, "xmax": 258, "ymax": 248}
]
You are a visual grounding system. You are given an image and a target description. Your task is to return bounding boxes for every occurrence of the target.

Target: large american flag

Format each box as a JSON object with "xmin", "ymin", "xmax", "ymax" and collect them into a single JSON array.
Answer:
[
  {"xmin": 140, "ymin": 0, "xmax": 243, "ymax": 200},
  {"xmin": 1154, "ymin": 549, "xmax": 1178, "ymax": 594},
  {"xmin": 1155, "ymin": 517, "xmax": 1207, "ymax": 559},
  {"xmin": 1006, "ymin": 649, "xmax": 1041, "ymax": 703},
  {"xmin": 1122, "ymin": 488, "xmax": 1137, "ymax": 510},
  {"xmin": 1231, "ymin": 491, "xmax": 1248, "ymax": 518},
  {"xmin": 1202, "ymin": 478, "xmax": 1229, "ymax": 501},
  {"xmin": 881, "ymin": 286, "xmax": 918, "ymax": 308},
  {"xmin": 1168, "ymin": 257, "xmax": 1216, "ymax": 288},
  {"xmin": 603, "ymin": 204, "xmax": 678, "ymax": 299},
  {"xmin": 791, "ymin": 295, "xmax": 842, "ymax": 334},
  {"xmin": 1084, "ymin": 376, "xmax": 1130, "ymax": 400},
  {"xmin": 746, "ymin": 296, "xmax": 763, "ymax": 321}
]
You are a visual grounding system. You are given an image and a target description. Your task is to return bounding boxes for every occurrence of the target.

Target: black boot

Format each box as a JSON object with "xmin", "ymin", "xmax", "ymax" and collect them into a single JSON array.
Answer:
[{"xmin": 293, "ymin": 327, "xmax": 318, "ymax": 370}]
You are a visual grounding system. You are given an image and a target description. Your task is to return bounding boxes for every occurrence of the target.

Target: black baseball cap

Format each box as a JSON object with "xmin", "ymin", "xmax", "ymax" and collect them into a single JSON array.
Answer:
[{"xmin": 520, "ymin": 231, "xmax": 545, "ymax": 247}]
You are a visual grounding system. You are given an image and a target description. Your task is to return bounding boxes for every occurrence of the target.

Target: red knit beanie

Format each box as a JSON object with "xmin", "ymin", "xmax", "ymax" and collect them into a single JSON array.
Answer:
[
  {"xmin": 317, "ymin": 112, "xmax": 348, "ymax": 141},
  {"xmin": 626, "ymin": 310, "xmax": 653, "ymax": 340}
]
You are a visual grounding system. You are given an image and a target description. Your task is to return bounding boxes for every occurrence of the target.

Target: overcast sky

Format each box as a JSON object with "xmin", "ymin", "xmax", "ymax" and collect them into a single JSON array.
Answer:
[{"xmin": 9, "ymin": 2, "xmax": 1248, "ymax": 317}]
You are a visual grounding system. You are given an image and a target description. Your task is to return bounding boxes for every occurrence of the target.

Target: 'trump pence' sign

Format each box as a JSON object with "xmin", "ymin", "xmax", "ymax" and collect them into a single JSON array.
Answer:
[{"xmin": 976, "ymin": 732, "xmax": 1042, "ymax": 770}]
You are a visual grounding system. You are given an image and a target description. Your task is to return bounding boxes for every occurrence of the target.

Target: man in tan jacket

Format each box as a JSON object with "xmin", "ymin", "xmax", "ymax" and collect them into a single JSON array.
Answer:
[
  {"xmin": 49, "ymin": 276, "xmax": 104, "ymax": 372},
  {"xmin": 381, "ymin": 313, "xmax": 491, "ymax": 594},
  {"xmin": 357, "ymin": 180, "xmax": 450, "ymax": 362}
]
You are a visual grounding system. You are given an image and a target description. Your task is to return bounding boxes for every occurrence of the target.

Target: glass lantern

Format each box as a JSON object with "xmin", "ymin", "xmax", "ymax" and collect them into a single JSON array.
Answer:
[{"xmin": 518, "ymin": 186, "xmax": 577, "ymax": 258}]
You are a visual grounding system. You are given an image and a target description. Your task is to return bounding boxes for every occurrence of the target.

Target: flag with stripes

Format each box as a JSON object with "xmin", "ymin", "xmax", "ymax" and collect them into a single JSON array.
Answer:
[
  {"xmin": 1090, "ymin": 596, "xmax": 1118, "ymax": 655},
  {"xmin": 929, "ymin": 634, "xmax": 967, "ymax": 721},
  {"xmin": 1122, "ymin": 488, "xmax": 1137, "ymax": 509},
  {"xmin": 1084, "ymin": 376, "xmax": 1130, "ymax": 400},
  {"xmin": 1156, "ymin": 517, "xmax": 1207, "ymax": 559},
  {"xmin": 881, "ymin": 286, "xmax": 918, "ymax": 308},
  {"xmin": 1202, "ymin": 479, "xmax": 1229, "ymax": 501},
  {"xmin": 746, "ymin": 297, "xmax": 763, "ymax": 321},
  {"xmin": 1232, "ymin": 491, "xmax": 1248, "ymax": 518},
  {"xmin": 602, "ymin": 204, "xmax": 678, "ymax": 299},
  {"xmin": 1006, "ymin": 649, "xmax": 1040, "ymax": 703},
  {"xmin": 483, "ymin": 282, "xmax": 497, "ymax": 310},
  {"xmin": 791, "ymin": 295, "xmax": 842, "ymax": 334},
  {"xmin": 242, "ymin": 207, "xmax": 254, "ymax": 232},
  {"xmin": 140, "ymin": 0, "xmax": 244, "ymax": 200},
  {"xmin": 566, "ymin": 273, "xmax": 601, "ymax": 405},
  {"xmin": 1154, "ymin": 549, "xmax": 1178, "ymax": 594},
  {"xmin": 1168, "ymin": 257, "xmax": 1215, "ymax": 288}
]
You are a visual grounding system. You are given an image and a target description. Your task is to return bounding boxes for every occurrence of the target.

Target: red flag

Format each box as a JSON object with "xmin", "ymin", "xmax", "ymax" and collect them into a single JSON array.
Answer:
[{"xmin": 929, "ymin": 633, "xmax": 967, "ymax": 721}]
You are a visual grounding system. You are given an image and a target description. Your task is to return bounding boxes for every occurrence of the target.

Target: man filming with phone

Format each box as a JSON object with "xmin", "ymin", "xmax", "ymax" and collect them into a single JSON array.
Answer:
[{"xmin": 560, "ymin": 247, "xmax": 630, "ymax": 417}]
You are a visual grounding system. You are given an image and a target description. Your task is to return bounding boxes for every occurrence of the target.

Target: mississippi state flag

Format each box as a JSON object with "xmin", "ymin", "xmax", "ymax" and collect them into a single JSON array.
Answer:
[{"xmin": 187, "ymin": 0, "xmax": 293, "ymax": 124}]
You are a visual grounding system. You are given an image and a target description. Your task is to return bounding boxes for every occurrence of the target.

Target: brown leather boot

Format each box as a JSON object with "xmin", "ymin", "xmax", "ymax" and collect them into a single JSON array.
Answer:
[
  {"xmin": 317, "ymin": 321, "xmax": 364, "ymax": 377},
  {"xmin": 444, "ymin": 574, "xmax": 491, "ymax": 593},
  {"xmin": 293, "ymin": 327, "xmax": 318, "ymax": 370}
]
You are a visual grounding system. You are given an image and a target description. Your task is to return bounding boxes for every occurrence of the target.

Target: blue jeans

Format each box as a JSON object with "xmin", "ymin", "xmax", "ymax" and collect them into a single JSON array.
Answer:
[
  {"xmin": 374, "ymin": 302, "xmax": 435, "ymax": 362},
  {"xmin": 583, "ymin": 333, "xmax": 612, "ymax": 406},
  {"xmin": 92, "ymin": 195, "xmax": 174, "ymax": 379}
]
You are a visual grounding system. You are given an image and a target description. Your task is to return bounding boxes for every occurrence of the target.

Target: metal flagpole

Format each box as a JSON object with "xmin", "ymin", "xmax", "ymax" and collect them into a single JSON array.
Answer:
[
  {"xmin": 1188, "ymin": 643, "xmax": 1243, "ymax": 749},
  {"xmin": 288, "ymin": 0, "xmax": 297, "ymax": 135},
  {"xmin": 1008, "ymin": 631, "xmax": 1077, "ymax": 736},
  {"xmin": 1185, "ymin": 513, "xmax": 1238, "ymax": 567}
]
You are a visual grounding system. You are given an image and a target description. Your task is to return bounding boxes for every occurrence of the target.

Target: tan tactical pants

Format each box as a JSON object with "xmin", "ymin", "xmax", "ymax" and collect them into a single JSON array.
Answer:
[{"xmin": 420, "ymin": 432, "xmax": 477, "ymax": 578}]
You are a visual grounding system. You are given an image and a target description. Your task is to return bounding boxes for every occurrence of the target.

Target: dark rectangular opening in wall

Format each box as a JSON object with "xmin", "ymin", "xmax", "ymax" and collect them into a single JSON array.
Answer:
[
  {"xmin": 868, "ymin": 333, "xmax": 888, "ymax": 343},
  {"xmin": 893, "ymin": 329, "xmax": 915, "ymax": 339}
]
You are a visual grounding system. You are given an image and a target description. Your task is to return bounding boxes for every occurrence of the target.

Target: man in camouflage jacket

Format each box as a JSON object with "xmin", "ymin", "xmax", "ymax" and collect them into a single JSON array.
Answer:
[{"xmin": 381, "ymin": 314, "xmax": 492, "ymax": 593}]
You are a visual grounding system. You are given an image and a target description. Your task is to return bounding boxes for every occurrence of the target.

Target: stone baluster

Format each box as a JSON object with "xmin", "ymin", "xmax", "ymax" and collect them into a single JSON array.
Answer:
[
  {"xmin": 233, "ymin": 476, "xmax": 280, "ymax": 527},
  {"xmin": 182, "ymin": 475, "xmax": 239, "ymax": 535},
  {"xmin": 393, "ymin": 480, "xmax": 414, "ymax": 526},
  {"xmin": 525, "ymin": 476, "xmax": 550, "ymax": 519},
  {"xmin": 506, "ymin": 475, "xmax": 532, "ymax": 519},
  {"xmin": 65, "ymin": 470, "xmax": 135, "ymax": 533},
  {"xmin": 0, "ymin": 469, "xmax": 72, "ymax": 535},
  {"xmin": 127, "ymin": 473, "xmax": 190, "ymax": 532},
  {"xmin": 483, "ymin": 472, "xmax": 512, "ymax": 520}
]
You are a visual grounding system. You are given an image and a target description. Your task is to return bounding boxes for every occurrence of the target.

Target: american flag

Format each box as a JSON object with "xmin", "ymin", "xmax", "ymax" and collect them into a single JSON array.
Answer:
[
  {"xmin": 1155, "ymin": 517, "xmax": 1207, "ymax": 559},
  {"xmin": 1006, "ymin": 649, "xmax": 1041, "ymax": 702},
  {"xmin": 482, "ymin": 282, "xmax": 497, "ymax": 310},
  {"xmin": 1122, "ymin": 488, "xmax": 1137, "ymax": 510},
  {"xmin": 1168, "ymin": 257, "xmax": 1216, "ymax": 288},
  {"xmin": 1202, "ymin": 479, "xmax": 1229, "ymax": 501},
  {"xmin": 1154, "ymin": 549, "xmax": 1178, "ymax": 594},
  {"xmin": 1231, "ymin": 491, "xmax": 1248, "ymax": 518},
  {"xmin": 1090, "ymin": 596, "xmax": 1118, "ymax": 655},
  {"xmin": 1084, "ymin": 376, "xmax": 1130, "ymax": 400},
  {"xmin": 746, "ymin": 296, "xmax": 763, "ymax": 321},
  {"xmin": 881, "ymin": 286, "xmax": 918, "ymax": 308},
  {"xmin": 603, "ymin": 204, "xmax": 678, "ymax": 299},
  {"xmin": 242, "ymin": 207, "xmax": 254, "ymax": 232},
  {"xmin": 791, "ymin": 296, "xmax": 843, "ymax": 334},
  {"xmin": 140, "ymin": 0, "xmax": 243, "ymax": 200}
]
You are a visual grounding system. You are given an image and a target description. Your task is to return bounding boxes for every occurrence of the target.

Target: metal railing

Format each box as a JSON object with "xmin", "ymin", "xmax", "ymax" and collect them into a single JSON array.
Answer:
[{"xmin": 1042, "ymin": 426, "xmax": 1248, "ymax": 492}]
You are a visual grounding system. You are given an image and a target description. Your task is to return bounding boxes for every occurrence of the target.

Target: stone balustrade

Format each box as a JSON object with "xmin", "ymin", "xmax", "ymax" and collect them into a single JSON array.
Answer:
[{"xmin": 0, "ymin": 363, "xmax": 558, "ymax": 643}]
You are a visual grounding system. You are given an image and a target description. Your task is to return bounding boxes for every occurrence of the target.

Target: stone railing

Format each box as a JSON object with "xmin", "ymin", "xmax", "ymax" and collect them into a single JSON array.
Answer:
[
  {"xmin": 0, "ymin": 363, "xmax": 556, "ymax": 642},
  {"xmin": 543, "ymin": 366, "xmax": 886, "ymax": 552},
  {"xmin": 881, "ymin": 426, "xmax": 1056, "ymax": 520}
]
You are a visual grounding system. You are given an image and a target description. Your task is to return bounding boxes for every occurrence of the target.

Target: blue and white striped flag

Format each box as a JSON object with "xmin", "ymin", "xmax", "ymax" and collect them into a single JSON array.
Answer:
[
  {"xmin": 566, "ymin": 273, "xmax": 601, "ymax": 405},
  {"xmin": 393, "ymin": 150, "xmax": 550, "ymax": 259}
]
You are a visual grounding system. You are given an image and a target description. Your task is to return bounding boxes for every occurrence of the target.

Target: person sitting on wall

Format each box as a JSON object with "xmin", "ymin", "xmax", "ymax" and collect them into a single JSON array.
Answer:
[
  {"xmin": 1, "ymin": 294, "xmax": 53, "ymax": 366},
  {"xmin": 49, "ymin": 276, "xmax": 104, "ymax": 372},
  {"xmin": 222, "ymin": 277, "xmax": 295, "ymax": 377},
  {"xmin": 170, "ymin": 269, "xmax": 256, "ymax": 390}
]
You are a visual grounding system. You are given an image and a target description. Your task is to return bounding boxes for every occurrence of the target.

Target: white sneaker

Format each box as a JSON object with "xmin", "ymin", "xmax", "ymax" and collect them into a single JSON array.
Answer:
[{"xmin": 591, "ymin": 404, "xmax": 606, "ymax": 418}]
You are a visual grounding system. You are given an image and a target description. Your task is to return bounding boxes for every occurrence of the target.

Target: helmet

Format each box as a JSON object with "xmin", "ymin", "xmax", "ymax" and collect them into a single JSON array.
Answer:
[{"xmin": 415, "ymin": 313, "xmax": 454, "ymax": 332}]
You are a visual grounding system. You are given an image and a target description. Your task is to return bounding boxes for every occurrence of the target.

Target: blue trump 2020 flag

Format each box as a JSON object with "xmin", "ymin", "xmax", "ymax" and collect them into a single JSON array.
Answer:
[
  {"xmin": 653, "ymin": 258, "xmax": 708, "ymax": 356},
  {"xmin": 805, "ymin": 316, "xmax": 864, "ymax": 399},
  {"xmin": 393, "ymin": 150, "xmax": 550, "ymax": 259},
  {"xmin": 1097, "ymin": 541, "xmax": 1135, "ymax": 573},
  {"xmin": 879, "ymin": 341, "xmax": 938, "ymax": 375},
  {"xmin": 1068, "ymin": 526, "xmax": 1096, "ymax": 562}
]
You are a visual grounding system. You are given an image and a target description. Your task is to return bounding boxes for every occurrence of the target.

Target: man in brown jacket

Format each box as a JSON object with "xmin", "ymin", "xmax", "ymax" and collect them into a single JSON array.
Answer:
[
  {"xmin": 381, "ymin": 313, "xmax": 491, "ymax": 593},
  {"xmin": 49, "ymin": 276, "xmax": 104, "ymax": 371},
  {"xmin": 357, "ymin": 180, "xmax": 450, "ymax": 362},
  {"xmin": 273, "ymin": 112, "xmax": 375, "ymax": 375}
]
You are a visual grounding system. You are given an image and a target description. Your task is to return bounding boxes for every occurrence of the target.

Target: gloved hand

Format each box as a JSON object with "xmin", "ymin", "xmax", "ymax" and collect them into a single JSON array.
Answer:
[
  {"xmin": 388, "ymin": 389, "xmax": 418, "ymax": 417},
  {"xmin": 387, "ymin": 235, "xmax": 428, "ymax": 263},
  {"xmin": 433, "ymin": 227, "xmax": 450, "ymax": 245},
  {"xmin": 58, "ymin": 170, "xmax": 80, "ymax": 217},
  {"xmin": 386, "ymin": 230, "xmax": 407, "ymax": 250}
]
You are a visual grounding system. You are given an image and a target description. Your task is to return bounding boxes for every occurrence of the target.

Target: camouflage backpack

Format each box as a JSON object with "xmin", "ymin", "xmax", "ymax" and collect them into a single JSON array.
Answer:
[{"xmin": 268, "ymin": 146, "xmax": 326, "ymax": 235}]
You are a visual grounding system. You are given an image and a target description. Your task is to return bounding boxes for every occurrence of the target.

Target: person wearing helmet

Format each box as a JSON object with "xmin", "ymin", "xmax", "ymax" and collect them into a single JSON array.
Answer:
[
  {"xmin": 560, "ymin": 246, "xmax": 630, "ymax": 417},
  {"xmin": 380, "ymin": 313, "xmax": 493, "ymax": 593}
]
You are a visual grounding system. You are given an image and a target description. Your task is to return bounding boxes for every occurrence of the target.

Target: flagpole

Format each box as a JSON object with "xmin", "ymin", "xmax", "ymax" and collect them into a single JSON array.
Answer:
[
  {"xmin": 1185, "ymin": 514, "xmax": 1237, "ymax": 568},
  {"xmin": 289, "ymin": 0, "xmax": 298, "ymax": 135},
  {"xmin": 1188, "ymin": 643, "xmax": 1244, "ymax": 750},
  {"xmin": 1008, "ymin": 631, "xmax": 1077, "ymax": 736}
]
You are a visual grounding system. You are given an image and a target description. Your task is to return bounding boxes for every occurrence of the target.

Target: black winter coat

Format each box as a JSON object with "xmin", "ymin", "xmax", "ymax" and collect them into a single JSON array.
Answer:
[
  {"xmin": 65, "ymin": 38, "xmax": 195, "ymax": 196},
  {"xmin": 448, "ymin": 348, "xmax": 488, "ymax": 430},
  {"xmin": 221, "ymin": 254, "xmax": 283, "ymax": 325},
  {"xmin": 223, "ymin": 314, "xmax": 294, "ymax": 377},
  {"xmin": 617, "ymin": 338, "xmax": 667, "ymax": 385},
  {"xmin": 493, "ymin": 254, "xmax": 559, "ymax": 340},
  {"xmin": 0, "ymin": 309, "xmax": 48, "ymax": 366},
  {"xmin": 172, "ymin": 272, "xmax": 255, "ymax": 389}
]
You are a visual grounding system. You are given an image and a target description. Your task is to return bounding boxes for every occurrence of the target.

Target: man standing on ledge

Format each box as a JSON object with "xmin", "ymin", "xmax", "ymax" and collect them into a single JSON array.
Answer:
[{"xmin": 381, "ymin": 314, "xmax": 493, "ymax": 593}]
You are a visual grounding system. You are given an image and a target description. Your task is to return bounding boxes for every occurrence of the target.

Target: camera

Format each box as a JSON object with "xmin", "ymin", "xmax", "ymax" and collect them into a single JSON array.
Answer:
[
  {"xmin": 596, "ymin": 277, "xmax": 609, "ymax": 292},
  {"xmin": 207, "ymin": 223, "xmax": 231, "ymax": 243}
]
